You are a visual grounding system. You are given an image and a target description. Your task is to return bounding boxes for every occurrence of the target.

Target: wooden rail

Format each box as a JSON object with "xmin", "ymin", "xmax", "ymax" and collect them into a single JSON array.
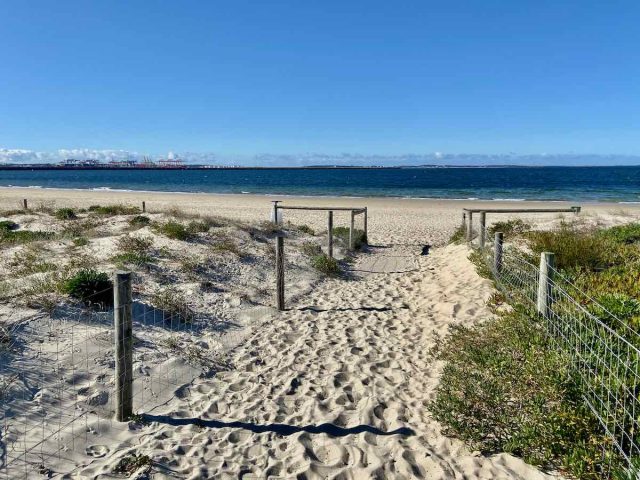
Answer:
[
  {"xmin": 275, "ymin": 205, "xmax": 366, "ymax": 213},
  {"xmin": 271, "ymin": 202, "xmax": 368, "ymax": 256},
  {"xmin": 464, "ymin": 205, "xmax": 581, "ymax": 244},
  {"xmin": 463, "ymin": 206, "xmax": 581, "ymax": 214}
]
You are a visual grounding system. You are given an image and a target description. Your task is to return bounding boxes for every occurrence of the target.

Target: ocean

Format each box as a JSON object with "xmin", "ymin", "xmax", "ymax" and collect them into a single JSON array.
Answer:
[{"xmin": 0, "ymin": 166, "xmax": 639, "ymax": 202}]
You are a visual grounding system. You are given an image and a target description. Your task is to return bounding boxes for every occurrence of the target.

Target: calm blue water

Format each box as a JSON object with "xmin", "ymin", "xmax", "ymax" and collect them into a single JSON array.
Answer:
[{"xmin": 0, "ymin": 167, "xmax": 639, "ymax": 202}]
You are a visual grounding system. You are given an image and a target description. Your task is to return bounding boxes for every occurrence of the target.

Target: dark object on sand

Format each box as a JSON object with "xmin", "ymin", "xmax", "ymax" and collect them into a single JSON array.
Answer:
[{"xmin": 421, "ymin": 245, "xmax": 431, "ymax": 256}]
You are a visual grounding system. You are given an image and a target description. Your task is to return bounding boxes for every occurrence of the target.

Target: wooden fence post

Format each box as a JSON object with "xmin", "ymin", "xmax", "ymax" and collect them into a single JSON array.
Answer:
[
  {"xmin": 479, "ymin": 211, "xmax": 486, "ymax": 248},
  {"xmin": 349, "ymin": 211, "xmax": 355, "ymax": 250},
  {"xmin": 142, "ymin": 201, "xmax": 146, "ymax": 213},
  {"xmin": 466, "ymin": 211, "xmax": 473, "ymax": 242},
  {"xmin": 271, "ymin": 201, "xmax": 281, "ymax": 224},
  {"xmin": 363, "ymin": 207, "xmax": 368, "ymax": 245},
  {"xmin": 536, "ymin": 252, "xmax": 555, "ymax": 318},
  {"xmin": 23, "ymin": 199, "xmax": 28, "ymax": 210},
  {"xmin": 572, "ymin": 206, "xmax": 581, "ymax": 215},
  {"xmin": 114, "ymin": 271, "xmax": 133, "ymax": 421},
  {"xmin": 327, "ymin": 211, "xmax": 334, "ymax": 258},
  {"xmin": 494, "ymin": 232, "xmax": 503, "ymax": 273},
  {"xmin": 462, "ymin": 212, "xmax": 466, "ymax": 228},
  {"xmin": 275, "ymin": 235, "xmax": 285, "ymax": 311}
]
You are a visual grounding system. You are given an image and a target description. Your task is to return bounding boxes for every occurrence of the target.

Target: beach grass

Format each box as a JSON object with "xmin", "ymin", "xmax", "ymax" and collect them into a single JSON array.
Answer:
[
  {"xmin": 332, "ymin": 226, "xmax": 367, "ymax": 249},
  {"xmin": 311, "ymin": 253, "xmax": 340, "ymax": 276},
  {"xmin": 88, "ymin": 204, "xmax": 141, "ymax": 216},
  {"xmin": 63, "ymin": 269, "xmax": 114, "ymax": 307},
  {"xmin": 150, "ymin": 287, "xmax": 195, "ymax": 323}
]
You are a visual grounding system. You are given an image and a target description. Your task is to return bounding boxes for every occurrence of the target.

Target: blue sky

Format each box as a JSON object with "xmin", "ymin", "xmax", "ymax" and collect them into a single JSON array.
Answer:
[{"xmin": 1, "ymin": 1, "xmax": 639, "ymax": 161}]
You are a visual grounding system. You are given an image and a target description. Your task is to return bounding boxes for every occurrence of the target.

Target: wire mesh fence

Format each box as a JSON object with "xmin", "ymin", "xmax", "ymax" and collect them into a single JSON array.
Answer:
[
  {"xmin": 467, "ymin": 218, "xmax": 640, "ymax": 477},
  {"xmin": 0, "ymin": 274, "xmax": 274, "ymax": 478}
]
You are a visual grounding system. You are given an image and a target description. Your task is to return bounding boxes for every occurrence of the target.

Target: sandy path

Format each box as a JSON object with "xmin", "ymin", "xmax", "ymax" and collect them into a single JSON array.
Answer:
[{"xmin": 79, "ymin": 243, "xmax": 555, "ymax": 479}]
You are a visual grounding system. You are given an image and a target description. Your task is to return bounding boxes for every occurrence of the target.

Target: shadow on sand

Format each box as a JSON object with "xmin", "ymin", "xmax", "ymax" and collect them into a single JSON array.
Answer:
[
  {"xmin": 143, "ymin": 414, "xmax": 415, "ymax": 438},
  {"xmin": 296, "ymin": 305, "xmax": 409, "ymax": 313}
]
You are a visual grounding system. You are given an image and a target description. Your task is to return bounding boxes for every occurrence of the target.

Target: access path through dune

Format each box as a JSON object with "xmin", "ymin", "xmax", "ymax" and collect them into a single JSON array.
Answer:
[{"xmin": 80, "ymin": 242, "xmax": 558, "ymax": 479}]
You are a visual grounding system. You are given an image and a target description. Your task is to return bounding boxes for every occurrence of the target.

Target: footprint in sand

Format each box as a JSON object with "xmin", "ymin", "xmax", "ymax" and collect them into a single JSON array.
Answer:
[{"xmin": 85, "ymin": 444, "xmax": 109, "ymax": 458}]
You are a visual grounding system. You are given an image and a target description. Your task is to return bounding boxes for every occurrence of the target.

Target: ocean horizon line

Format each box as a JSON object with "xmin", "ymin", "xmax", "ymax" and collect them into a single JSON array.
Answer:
[{"xmin": 2, "ymin": 163, "xmax": 640, "ymax": 170}]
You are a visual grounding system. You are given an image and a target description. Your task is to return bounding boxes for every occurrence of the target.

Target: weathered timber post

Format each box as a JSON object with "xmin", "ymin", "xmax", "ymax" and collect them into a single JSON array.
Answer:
[
  {"xmin": 494, "ymin": 232, "xmax": 503, "ymax": 273},
  {"xmin": 327, "ymin": 211, "xmax": 334, "ymax": 258},
  {"xmin": 275, "ymin": 235, "xmax": 285, "ymax": 311},
  {"xmin": 271, "ymin": 200, "xmax": 281, "ymax": 225},
  {"xmin": 142, "ymin": 201, "xmax": 146, "ymax": 213},
  {"xmin": 23, "ymin": 199, "xmax": 28, "ymax": 210},
  {"xmin": 349, "ymin": 211, "xmax": 355, "ymax": 250},
  {"xmin": 466, "ymin": 211, "xmax": 473, "ymax": 242},
  {"xmin": 363, "ymin": 207, "xmax": 368, "ymax": 245},
  {"xmin": 114, "ymin": 271, "xmax": 133, "ymax": 421},
  {"xmin": 536, "ymin": 252, "xmax": 555, "ymax": 318},
  {"xmin": 572, "ymin": 206, "xmax": 581, "ymax": 215},
  {"xmin": 479, "ymin": 211, "xmax": 486, "ymax": 248},
  {"xmin": 462, "ymin": 212, "xmax": 466, "ymax": 228}
]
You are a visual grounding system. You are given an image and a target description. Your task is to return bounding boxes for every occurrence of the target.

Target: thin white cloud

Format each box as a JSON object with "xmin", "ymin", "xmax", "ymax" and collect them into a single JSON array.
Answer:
[{"xmin": 0, "ymin": 149, "xmax": 638, "ymax": 166}]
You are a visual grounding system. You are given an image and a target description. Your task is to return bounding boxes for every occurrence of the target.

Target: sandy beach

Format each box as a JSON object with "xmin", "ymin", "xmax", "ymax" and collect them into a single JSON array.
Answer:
[
  {"xmin": 2, "ymin": 187, "xmax": 637, "ymax": 246},
  {"xmin": 2, "ymin": 187, "xmax": 640, "ymax": 478}
]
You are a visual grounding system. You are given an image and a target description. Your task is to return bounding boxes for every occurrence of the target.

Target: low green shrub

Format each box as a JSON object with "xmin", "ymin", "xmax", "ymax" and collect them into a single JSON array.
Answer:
[
  {"xmin": 112, "ymin": 252, "xmax": 152, "ymax": 267},
  {"xmin": 154, "ymin": 221, "xmax": 192, "ymax": 241},
  {"xmin": 590, "ymin": 293, "xmax": 640, "ymax": 330},
  {"xmin": 63, "ymin": 269, "xmax": 113, "ymax": 306},
  {"xmin": 54, "ymin": 208, "xmax": 77, "ymax": 220},
  {"xmin": 113, "ymin": 235, "xmax": 154, "ymax": 266},
  {"xmin": 488, "ymin": 218, "xmax": 531, "ymax": 237},
  {"xmin": 72, "ymin": 237, "xmax": 89, "ymax": 247},
  {"xmin": 0, "ymin": 229, "xmax": 55, "ymax": 246},
  {"xmin": 571, "ymin": 263, "xmax": 640, "ymax": 301},
  {"xmin": 600, "ymin": 223, "xmax": 640, "ymax": 245},
  {"xmin": 129, "ymin": 215, "xmax": 151, "ymax": 228},
  {"xmin": 0, "ymin": 220, "xmax": 18, "ymax": 232},
  {"xmin": 448, "ymin": 225, "xmax": 466, "ymax": 244},
  {"xmin": 113, "ymin": 453, "xmax": 151, "ymax": 475},
  {"xmin": 187, "ymin": 220, "xmax": 210, "ymax": 234},
  {"xmin": 332, "ymin": 227, "xmax": 367, "ymax": 249},
  {"xmin": 89, "ymin": 204, "xmax": 141, "ymax": 216},
  {"xmin": 297, "ymin": 224, "xmax": 315, "ymax": 235},
  {"xmin": 468, "ymin": 249, "xmax": 493, "ymax": 279},
  {"xmin": 526, "ymin": 224, "xmax": 620, "ymax": 271},
  {"xmin": 311, "ymin": 254, "xmax": 340, "ymax": 276},
  {"xmin": 431, "ymin": 308, "xmax": 611, "ymax": 478}
]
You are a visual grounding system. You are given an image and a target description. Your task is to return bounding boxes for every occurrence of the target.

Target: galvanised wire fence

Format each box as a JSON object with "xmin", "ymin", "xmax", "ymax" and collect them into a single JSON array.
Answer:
[
  {"xmin": 0, "ymin": 274, "xmax": 273, "ymax": 478},
  {"xmin": 466, "ymin": 217, "xmax": 640, "ymax": 477}
]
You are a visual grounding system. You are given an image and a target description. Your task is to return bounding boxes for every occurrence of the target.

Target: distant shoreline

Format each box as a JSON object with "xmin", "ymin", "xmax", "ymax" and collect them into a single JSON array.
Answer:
[{"xmin": 1, "ymin": 164, "xmax": 640, "ymax": 171}]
